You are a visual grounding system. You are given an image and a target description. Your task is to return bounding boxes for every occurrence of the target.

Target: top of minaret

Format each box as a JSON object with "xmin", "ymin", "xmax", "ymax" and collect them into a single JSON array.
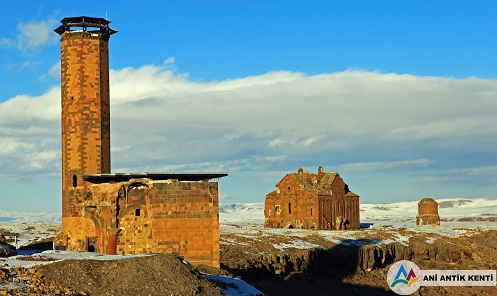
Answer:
[{"xmin": 54, "ymin": 16, "xmax": 117, "ymax": 35}]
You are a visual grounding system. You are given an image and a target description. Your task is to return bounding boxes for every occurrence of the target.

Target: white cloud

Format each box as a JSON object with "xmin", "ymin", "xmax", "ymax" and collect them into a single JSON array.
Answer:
[
  {"xmin": 109, "ymin": 67, "xmax": 497, "ymax": 166},
  {"xmin": 0, "ymin": 139, "xmax": 33, "ymax": 156},
  {"xmin": 17, "ymin": 19, "xmax": 59, "ymax": 51},
  {"xmin": 0, "ymin": 87, "xmax": 60, "ymax": 126},
  {"xmin": 337, "ymin": 159, "xmax": 433, "ymax": 173},
  {"xmin": 48, "ymin": 61, "xmax": 61, "ymax": 79},
  {"xmin": 0, "ymin": 87, "xmax": 60, "ymax": 176},
  {"xmin": 408, "ymin": 165, "xmax": 497, "ymax": 184},
  {"xmin": 1, "ymin": 67, "xmax": 497, "ymax": 187},
  {"xmin": 22, "ymin": 150, "xmax": 60, "ymax": 171},
  {"xmin": 0, "ymin": 18, "xmax": 58, "ymax": 53},
  {"xmin": 0, "ymin": 38, "xmax": 14, "ymax": 48}
]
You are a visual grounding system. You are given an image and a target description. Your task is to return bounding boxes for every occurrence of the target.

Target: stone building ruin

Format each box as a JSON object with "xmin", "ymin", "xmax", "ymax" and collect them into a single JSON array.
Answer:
[
  {"xmin": 264, "ymin": 166, "xmax": 360, "ymax": 230},
  {"xmin": 54, "ymin": 16, "xmax": 226, "ymax": 267},
  {"xmin": 416, "ymin": 198, "xmax": 440, "ymax": 226}
]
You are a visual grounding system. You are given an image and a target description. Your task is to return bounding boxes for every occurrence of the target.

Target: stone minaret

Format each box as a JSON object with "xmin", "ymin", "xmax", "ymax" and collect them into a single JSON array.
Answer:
[{"xmin": 54, "ymin": 16, "xmax": 116, "ymax": 250}]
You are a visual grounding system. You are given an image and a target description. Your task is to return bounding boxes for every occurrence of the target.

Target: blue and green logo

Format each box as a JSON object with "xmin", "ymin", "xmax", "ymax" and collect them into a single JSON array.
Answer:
[{"xmin": 387, "ymin": 260, "xmax": 421, "ymax": 295}]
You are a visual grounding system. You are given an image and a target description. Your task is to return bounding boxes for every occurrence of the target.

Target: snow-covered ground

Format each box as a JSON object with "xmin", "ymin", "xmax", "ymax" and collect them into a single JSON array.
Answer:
[
  {"xmin": 218, "ymin": 197, "xmax": 497, "ymax": 250},
  {"xmin": 204, "ymin": 274, "xmax": 264, "ymax": 296},
  {"xmin": 1, "ymin": 198, "xmax": 497, "ymax": 252},
  {"xmin": 219, "ymin": 197, "xmax": 497, "ymax": 224},
  {"xmin": 0, "ymin": 222, "xmax": 59, "ymax": 249},
  {"xmin": 0, "ymin": 210, "xmax": 60, "ymax": 223},
  {"xmin": 1, "ymin": 197, "xmax": 496, "ymax": 250},
  {"xmin": 1, "ymin": 197, "xmax": 496, "ymax": 295},
  {"xmin": 360, "ymin": 197, "xmax": 497, "ymax": 222},
  {"xmin": 2, "ymin": 197, "xmax": 496, "ymax": 226}
]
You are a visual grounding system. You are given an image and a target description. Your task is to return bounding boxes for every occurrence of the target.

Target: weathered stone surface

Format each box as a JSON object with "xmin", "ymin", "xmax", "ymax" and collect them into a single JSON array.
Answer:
[
  {"xmin": 357, "ymin": 243, "xmax": 411, "ymax": 270},
  {"xmin": 225, "ymin": 236, "xmax": 470, "ymax": 279},
  {"xmin": 409, "ymin": 236, "xmax": 468, "ymax": 263},
  {"xmin": 417, "ymin": 198, "xmax": 440, "ymax": 225},
  {"xmin": 55, "ymin": 18, "xmax": 222, "ymax": 268},
  {"xmin": 265, "ymin": 166, "xmax": 360, "ymax": 230},
  {"xmin": 0, "ymin": 243, "xmax": 16, "ymax": 257}
]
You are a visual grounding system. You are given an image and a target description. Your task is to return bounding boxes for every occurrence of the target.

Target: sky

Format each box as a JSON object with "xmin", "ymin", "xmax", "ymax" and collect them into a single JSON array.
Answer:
[{"xmin": 0, "ymin": 1, "xmax": 496, "ymax": 212}]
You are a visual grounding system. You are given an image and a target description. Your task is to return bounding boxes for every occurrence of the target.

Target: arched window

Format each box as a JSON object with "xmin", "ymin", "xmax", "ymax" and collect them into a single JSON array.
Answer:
[
  {"xmin": 275, "ymin": 205, "xmax": 281, "ymax": 215},
  {"xmin": 72, "ymin": 175, "xmax": 77, "ymax": 187}
]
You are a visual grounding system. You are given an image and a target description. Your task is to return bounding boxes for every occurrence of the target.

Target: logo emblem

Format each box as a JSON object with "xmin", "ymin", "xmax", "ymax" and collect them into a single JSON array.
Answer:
[{"xmin": 387, "ymin": 260, "xmax": 421, "ymax": 295}]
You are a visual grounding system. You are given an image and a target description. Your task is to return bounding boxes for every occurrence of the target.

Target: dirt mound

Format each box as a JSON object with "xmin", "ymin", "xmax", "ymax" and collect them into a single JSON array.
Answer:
[{"xmin": 15, "ymin": 254, "xmax": 224, "ymax": 296}]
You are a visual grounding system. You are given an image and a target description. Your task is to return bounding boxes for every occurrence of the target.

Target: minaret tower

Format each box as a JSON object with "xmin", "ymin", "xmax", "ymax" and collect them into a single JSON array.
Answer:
[{"xmin": 54, "ymin": 16, "xmax": 116, "ymax": 250}]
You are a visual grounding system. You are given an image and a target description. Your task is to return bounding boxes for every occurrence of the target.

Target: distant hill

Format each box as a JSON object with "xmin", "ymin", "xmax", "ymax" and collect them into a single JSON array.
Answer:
[
  {"xmin": 220, "ymin": 197, "xmax": 497, "ymax": 224},
  {"xmin": 1, "ymin": 197, "xmax": 496, "ymax": 224},
  {"xmin": 0, "ymin": 210, "xmax": 61, "ymax": 223}
]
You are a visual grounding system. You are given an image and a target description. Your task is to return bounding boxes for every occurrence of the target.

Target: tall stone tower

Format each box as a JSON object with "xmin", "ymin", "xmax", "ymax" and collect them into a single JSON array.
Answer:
[{"xmin": 54, "ymin": 17, "xmax": 116, "ymax": 250}]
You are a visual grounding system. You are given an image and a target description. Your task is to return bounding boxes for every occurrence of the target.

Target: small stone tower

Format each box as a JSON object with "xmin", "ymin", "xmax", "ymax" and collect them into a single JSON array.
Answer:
[
  {"xmin": 416, "ymin": 198, "xmax": 440, "ymax": 226},
  {"xmin": 54, "ymin": 16, "xmax": 117, "ymax": 250}
]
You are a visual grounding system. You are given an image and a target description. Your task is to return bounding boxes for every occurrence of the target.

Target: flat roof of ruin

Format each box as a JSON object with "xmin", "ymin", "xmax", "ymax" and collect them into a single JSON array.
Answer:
[{"xmin": 83, "ymin": 172, "xmax": 228, "ymax": 184}]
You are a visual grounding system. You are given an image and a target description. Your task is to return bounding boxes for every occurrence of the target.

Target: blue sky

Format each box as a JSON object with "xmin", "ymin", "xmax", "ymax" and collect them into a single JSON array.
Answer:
[{"xmin": 1, "ymin": 1, "xmax": 496, "ymax": 212}]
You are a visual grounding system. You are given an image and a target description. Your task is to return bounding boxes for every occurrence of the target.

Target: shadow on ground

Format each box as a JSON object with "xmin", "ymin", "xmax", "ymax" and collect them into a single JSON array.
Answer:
[{"xmin": 222, "ymin": 238, "xmax": 398, "ymax": 296}]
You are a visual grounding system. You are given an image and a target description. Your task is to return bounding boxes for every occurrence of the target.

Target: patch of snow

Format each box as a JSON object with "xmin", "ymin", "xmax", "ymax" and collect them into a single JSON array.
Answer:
[
  {"xmin": 0, "ymin": 222, "xmax": 60, "ymax": 248},
  {"xmin": 360, "ymin": 197, "xmax": 497, "ymax": 222},
  {"xmin": 219, "ymin": 203, "xmax": 265, "ymax": 224},
  {"xmin": 0, "ymin": 250, "xmax": 265, "ymax": 296},
  {"xmin": 273, "ymin": 240, "xmax": 319, "ymax": 250},
  {"xmin": 0, "ymin": 250, "xmax": 150, "ymax": 269},
  {"xmin": 425, "ymin": 237, "xmax": 437, "ymax": 244},
  {"xmin": 204, "ymin": 274, "xmax": 264, "ymax": 296}
]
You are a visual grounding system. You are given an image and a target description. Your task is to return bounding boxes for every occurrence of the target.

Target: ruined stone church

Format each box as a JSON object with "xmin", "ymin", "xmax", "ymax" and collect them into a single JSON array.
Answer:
[
  {"xmin": 54, "ymin": 16, "xmax": 226, "ymax": 267},
  {"xmin": 264, "ymin": 167, "xmax": 360, "ymax": 230}
]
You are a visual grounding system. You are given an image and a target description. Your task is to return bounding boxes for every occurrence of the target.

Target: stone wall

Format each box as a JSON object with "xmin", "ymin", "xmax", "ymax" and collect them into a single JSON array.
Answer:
[
  {"xmin": 56, "ymin": 22, "xmax": 220, "ymax": 267},
  {"xmin": 116, "ymin": 180, "xmax": 220, "ymax": 267},
  {"xmin": 60, "ymin": 30, "xmax": 112, "ymax": 244},
  {"xmin": 265, "ymin": 175, "xmax": 319, "ymax": 229},
  {"xmin": 58, "ymin": 178, "xmax": 220, "ymax": 267},
  {"xmin": 264, "ymin": 171, "xmax": 360, "ymax": 230},
  {"xmin": 417, "ymin": 198, "xmax": 440, "ymax": 226}
]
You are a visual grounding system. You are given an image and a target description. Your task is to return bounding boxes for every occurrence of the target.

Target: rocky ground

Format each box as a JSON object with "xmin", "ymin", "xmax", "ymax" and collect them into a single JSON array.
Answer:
[
  {"xmin": 0, "ymin": 222, "xmax": 497, "ymax": 295},
  {"xmin": 219, "ymin": 223, "xmax": 497, "ymax": 296}
]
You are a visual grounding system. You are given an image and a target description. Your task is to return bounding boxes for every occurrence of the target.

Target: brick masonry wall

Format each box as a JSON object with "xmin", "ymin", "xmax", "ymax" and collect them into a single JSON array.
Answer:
[
  {"xmin": 61, "ymin": 179, "xmax": 220, "ymax": 267},
  {"xmin": 417, "ymin": 198, "xmax": 440, "ymax": 225},
  {"xmin": 56, "ymin": 28, "xmax": 219, "ymax": 267},
  {"xmin": 265, "ymin": 175, "xmax": 319, "ymax": 229},
  {"xmin": 60, "ymin": 31, "xmax": 111, "ymax": 246},
  {"xmin": 265, "ymin": 172, "xmax": 360, "ymax": 230}
]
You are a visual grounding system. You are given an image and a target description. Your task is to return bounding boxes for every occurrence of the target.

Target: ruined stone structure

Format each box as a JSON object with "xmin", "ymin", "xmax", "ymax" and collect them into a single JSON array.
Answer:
[
  {"xmin": 54, "ymin": 16, "xmax": 226, "ymax": 267},
  {"xmin": 55, "ymin": 16, "xmax": 114, "ymax": 256},
  {"xmin": 264, "ymin": 167, "xmax": 360, "ymax": 230},
  {"xmin": 416, "ymin": 198, "xmax": 440, "ymax": 226}
]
